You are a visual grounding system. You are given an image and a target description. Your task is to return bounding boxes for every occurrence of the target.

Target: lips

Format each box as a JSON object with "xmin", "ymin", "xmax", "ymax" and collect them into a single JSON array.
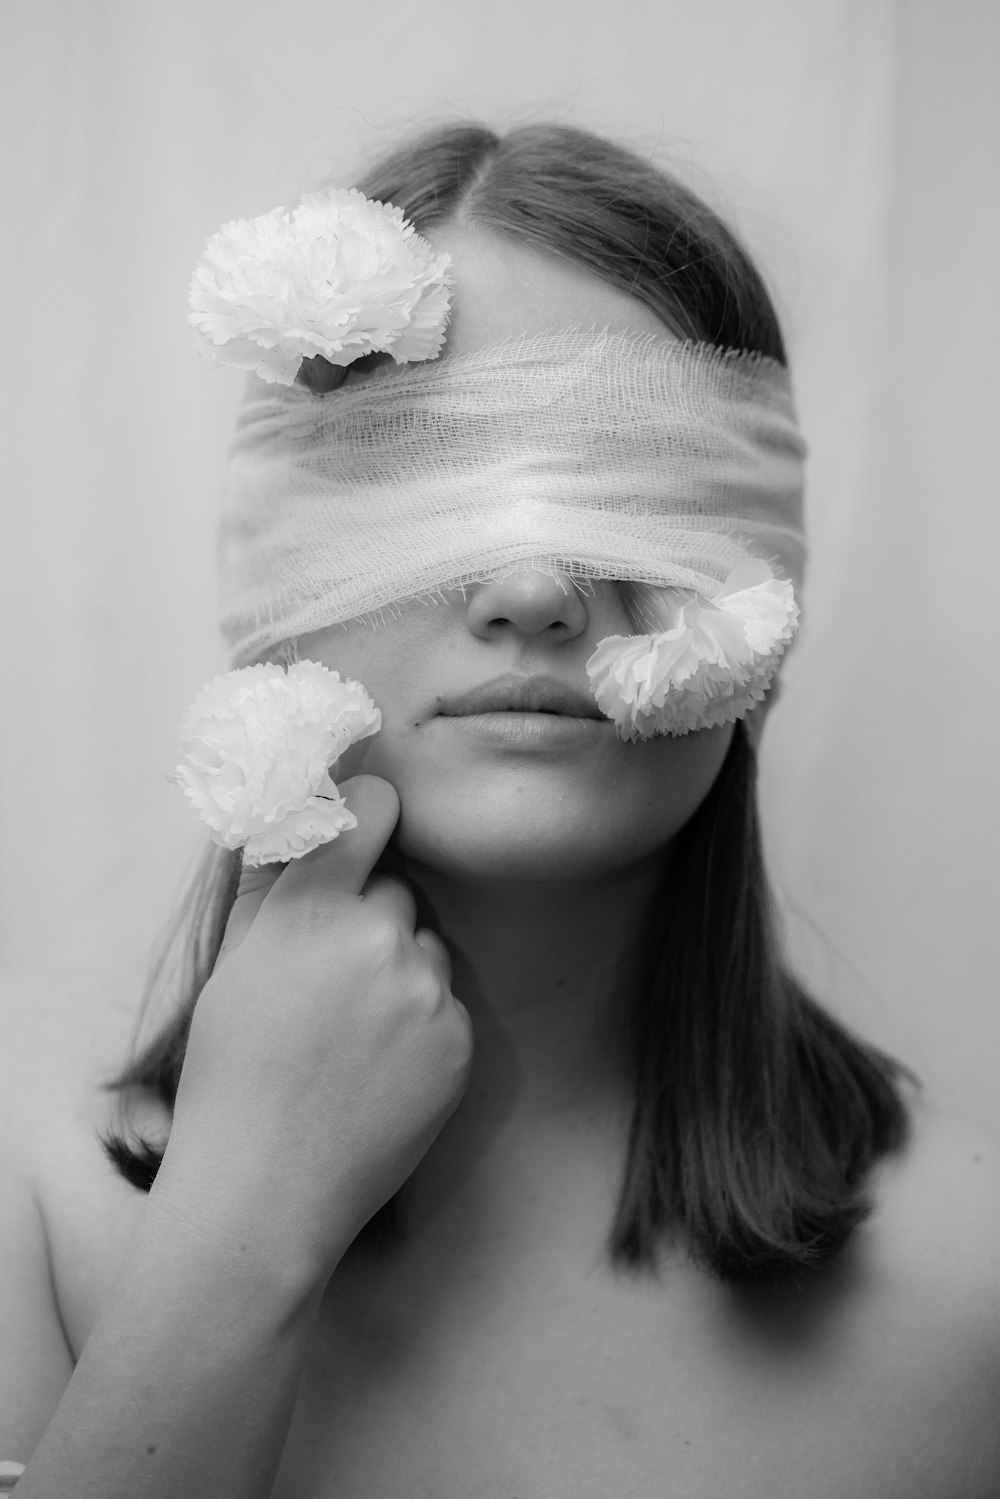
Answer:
[{"xmin": 436, "ymin": 674, "xmax": 605, "ymax": 720}]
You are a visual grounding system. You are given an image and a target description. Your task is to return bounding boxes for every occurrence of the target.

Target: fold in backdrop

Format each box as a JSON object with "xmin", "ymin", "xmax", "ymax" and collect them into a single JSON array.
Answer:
[{"xmin": 1, "ymin": 0, "xmax": 998, "ymax": 1121}]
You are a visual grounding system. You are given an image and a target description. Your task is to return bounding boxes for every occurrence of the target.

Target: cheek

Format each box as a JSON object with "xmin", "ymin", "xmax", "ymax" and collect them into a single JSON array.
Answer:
[
  {"xmin": 294, "ymin": 618, "xmax": 433, "ymax": 774},
  {"xmin": 627, "ymin": 724, "xmax": 735, "ymax": 839},
  {"xmin": 576, "ymin": 725, "xmax": 734, "ymax": 874}
]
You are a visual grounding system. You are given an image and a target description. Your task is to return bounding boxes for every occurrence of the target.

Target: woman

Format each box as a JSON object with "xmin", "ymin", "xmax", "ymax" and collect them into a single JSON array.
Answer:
[{"xmin": 2, "ymin": 123, "xmax": 998, "ymax": 1498}]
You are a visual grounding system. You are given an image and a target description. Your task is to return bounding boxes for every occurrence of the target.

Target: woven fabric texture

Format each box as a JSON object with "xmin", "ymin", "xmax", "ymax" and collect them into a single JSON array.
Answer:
[{"xmin": 217, "ymin": 329, "xmax": 807, "ymax": 664}]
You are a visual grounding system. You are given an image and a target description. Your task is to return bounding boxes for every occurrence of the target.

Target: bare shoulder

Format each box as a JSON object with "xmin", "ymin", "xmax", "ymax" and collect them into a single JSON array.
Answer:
[
  {"xmin": 0, "ymin": 968, "xmax": 156, "ymax": 1362},
  {"xmin": 0, "ymin": 963, "xmax": 146, "ymax": 1223},
  {"xmin": 848, "ymin": 1085, "xmax": 1000, "ymax": 1488},
  {"xmin": 0, "ymin": 968, "xmax": 136, "ymax": 1453},
  {"xmin": 870, "ymin": 1084, "xmax": 1000, "ymax": 1289}
]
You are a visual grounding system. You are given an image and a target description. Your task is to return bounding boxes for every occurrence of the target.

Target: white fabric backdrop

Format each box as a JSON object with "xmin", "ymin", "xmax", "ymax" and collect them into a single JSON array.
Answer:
[{"xmin": 2, "ymin": 0, "xmax": 998, "ymax": 1120}]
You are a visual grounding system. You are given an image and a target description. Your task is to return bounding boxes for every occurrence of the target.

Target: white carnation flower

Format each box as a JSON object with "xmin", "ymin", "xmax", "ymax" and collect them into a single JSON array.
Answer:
[
  {"xmin": 170, "ymin": 660, "xmax": 381, "ymax": 865},
  {"xmin": 188, "ymin": 188, "xmax": 453, "ymax": 385},
  {"xmin": 587, "ymin": 562, "xmax": 799, "ymax": 740}
]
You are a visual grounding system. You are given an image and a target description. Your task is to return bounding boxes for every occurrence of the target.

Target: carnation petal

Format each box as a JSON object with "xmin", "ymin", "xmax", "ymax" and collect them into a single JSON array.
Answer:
[
  {"xmin": 189, "ymin": 190, "xmax": 453, "ymax": 385},
  {"xmin": 586, "ymin": 563, "xmax": 799, "ymax": 740},
  {"xmin": 241, "ymin": 792, "xmax": 358, "ymax": 867},
  {"xmin": 172, "ymin": 660, "xmax": 381, "ymax": 862}
]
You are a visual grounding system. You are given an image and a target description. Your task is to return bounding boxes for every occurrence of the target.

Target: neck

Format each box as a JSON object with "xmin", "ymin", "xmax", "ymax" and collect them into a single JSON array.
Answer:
[{"xmin": 392, "ymin": 852, "xmax": 668, "ymax": 1239}]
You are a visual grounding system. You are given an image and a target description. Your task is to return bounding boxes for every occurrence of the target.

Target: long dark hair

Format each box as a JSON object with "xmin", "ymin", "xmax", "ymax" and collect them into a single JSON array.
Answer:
[{"xmin": 103, "ymin": 122, "xmax": 913, "ymax": 1281}]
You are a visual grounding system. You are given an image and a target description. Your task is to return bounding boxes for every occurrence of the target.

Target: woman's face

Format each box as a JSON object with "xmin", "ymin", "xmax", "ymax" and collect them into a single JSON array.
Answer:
[{"xmin": 298, "ymin": 225, "xmax": 735, "ymax": 884}]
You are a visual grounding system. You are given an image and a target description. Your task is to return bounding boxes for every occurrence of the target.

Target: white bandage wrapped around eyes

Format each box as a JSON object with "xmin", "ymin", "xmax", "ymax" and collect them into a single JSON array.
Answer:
[{"xmin": 218, "ymin": 328, "xmax": 806, "ymax": 736}]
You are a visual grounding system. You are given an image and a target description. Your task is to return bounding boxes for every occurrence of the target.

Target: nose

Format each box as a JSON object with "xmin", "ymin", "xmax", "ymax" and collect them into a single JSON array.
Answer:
[{"xmin": 465, "ymin": 567, "xmax": 589, "ymax": 643}]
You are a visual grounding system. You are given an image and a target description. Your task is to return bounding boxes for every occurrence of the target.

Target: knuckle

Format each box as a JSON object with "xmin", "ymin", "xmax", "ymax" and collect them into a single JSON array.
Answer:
[
  {"xmin": 442, "ymin": 1001, "xmax": 473, "ymax": 1065},
  {"xmin": 410, "ymin": 967, "xmax": 446, "ymax": 1011},
  {"xmin": 357, "ymin": 916, "xmax": 409, "ymax": 973},
  {"xmin": 453, "ymin": 1005, "xmax": 474, "ymax": 1056}
]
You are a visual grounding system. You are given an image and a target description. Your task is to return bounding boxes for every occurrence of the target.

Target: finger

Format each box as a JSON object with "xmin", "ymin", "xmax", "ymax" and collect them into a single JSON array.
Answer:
[
  {"xmin": 359, "ymin": 874, "xmax": 418, "ymax": 931},
  {"xmin": 236, "ymin": 862, "xmax": 285, "ymax": 902},
  {"xmin": 220, "ymin": 776, "xmax": 400, "ymax": 961},
  {"xmin": 413, "ymin": 927, "xmax": 453, "ymax": 985},
  {"xmin": 217, "ymin": 857, "xmax": 284, "ymax": 962},
  {"xmin": 268, "ymin": 775, "xmax": 401, "ymax": 914}
]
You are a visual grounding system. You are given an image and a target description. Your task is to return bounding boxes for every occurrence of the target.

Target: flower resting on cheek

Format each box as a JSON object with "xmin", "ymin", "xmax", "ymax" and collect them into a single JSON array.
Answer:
[
  {"xmin": 586, "ymin": 560, "xmax": 799, "ymax": 740},
  {"xmin": 170, "ymin": 661, "xmax": 381, "ymax": 866},
  {"xmin": 188, "ymin": 188, "xmax": 453, "ymax": 387}
]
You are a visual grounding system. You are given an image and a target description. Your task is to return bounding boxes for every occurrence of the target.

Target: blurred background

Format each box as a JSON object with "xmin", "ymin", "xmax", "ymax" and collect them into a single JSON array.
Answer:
[{"xmin": 2, "ymin": 0, "xmax": 998, "ymax": 1120}]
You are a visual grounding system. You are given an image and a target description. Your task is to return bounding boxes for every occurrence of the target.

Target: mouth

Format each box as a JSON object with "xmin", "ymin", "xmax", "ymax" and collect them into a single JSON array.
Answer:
[{"xmin": 436, "ymin": 674, "xmax": 606, "ymax": 719}]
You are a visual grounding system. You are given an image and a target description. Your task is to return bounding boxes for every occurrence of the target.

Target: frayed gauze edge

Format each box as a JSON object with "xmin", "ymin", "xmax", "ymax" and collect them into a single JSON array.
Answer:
[{"xmin": 217, "ymin": 328, "xmax": 807, "ymax": 667}]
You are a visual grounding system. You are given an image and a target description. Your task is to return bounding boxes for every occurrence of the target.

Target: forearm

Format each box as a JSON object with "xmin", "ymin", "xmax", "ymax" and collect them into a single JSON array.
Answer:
[{"xmin": 15, "ymin": 1181, "xmax": 331, "ymax": 1499}]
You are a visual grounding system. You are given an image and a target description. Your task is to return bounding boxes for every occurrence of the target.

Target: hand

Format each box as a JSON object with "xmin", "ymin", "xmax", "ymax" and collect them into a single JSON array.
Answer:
[{"xmin": 159, "ymin": 776, "xmax": 473, "ymax": 1284}]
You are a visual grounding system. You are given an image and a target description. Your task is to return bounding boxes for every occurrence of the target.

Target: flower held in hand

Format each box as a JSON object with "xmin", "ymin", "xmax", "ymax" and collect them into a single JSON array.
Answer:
[{"xmin": 171, "ymin": 660, "xmax": 381, "ymax": 865}]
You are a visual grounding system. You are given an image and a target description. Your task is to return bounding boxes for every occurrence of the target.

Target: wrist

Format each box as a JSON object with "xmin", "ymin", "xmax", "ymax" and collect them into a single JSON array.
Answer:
[{"xmin": 145, "ymin": 1142, "xmax": 354, "ymax": 1309}]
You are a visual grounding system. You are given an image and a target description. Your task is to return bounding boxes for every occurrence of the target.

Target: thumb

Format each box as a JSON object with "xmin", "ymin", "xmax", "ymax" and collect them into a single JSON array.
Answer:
[
  {"xmin": 216, "ymin": 857, "xmax": 284, "ymax": 964},
  {"xmin": 266, "ymin": 774, "xmax": 401, "ymax": 910},
  {"xmin": 215, "ymin": 775, "xmax": 401, "ymax": 964}
]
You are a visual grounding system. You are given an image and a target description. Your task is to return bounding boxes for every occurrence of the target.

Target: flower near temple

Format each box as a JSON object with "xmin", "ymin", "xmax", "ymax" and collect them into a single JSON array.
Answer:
[
  {"xmin": 170, "ymin": 660, "xmax": 381, "ymax": 865},
  {"xmin": 188, "ymin": 188, "xmax": 452, "ymax": 386},
  {"xmin": 586, "ymin": 560, "xmax": 799, "ymax": 740}
]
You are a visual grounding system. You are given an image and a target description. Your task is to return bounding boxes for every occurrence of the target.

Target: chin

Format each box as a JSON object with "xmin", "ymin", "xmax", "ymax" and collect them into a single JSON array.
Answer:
[
  {"xmin": 392, "ymin": 800, "xmax": 676, "ymax": 885},
  {"xmin": 361, "ymin": 722, "xmax": 735, "ymax": 885}
]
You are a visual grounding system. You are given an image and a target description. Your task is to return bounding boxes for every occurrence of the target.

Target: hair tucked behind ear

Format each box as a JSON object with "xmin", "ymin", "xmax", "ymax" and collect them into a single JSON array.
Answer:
[{"xmin": 102, "ymin": 119, "xmax": 914, "ymax": 1277}]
